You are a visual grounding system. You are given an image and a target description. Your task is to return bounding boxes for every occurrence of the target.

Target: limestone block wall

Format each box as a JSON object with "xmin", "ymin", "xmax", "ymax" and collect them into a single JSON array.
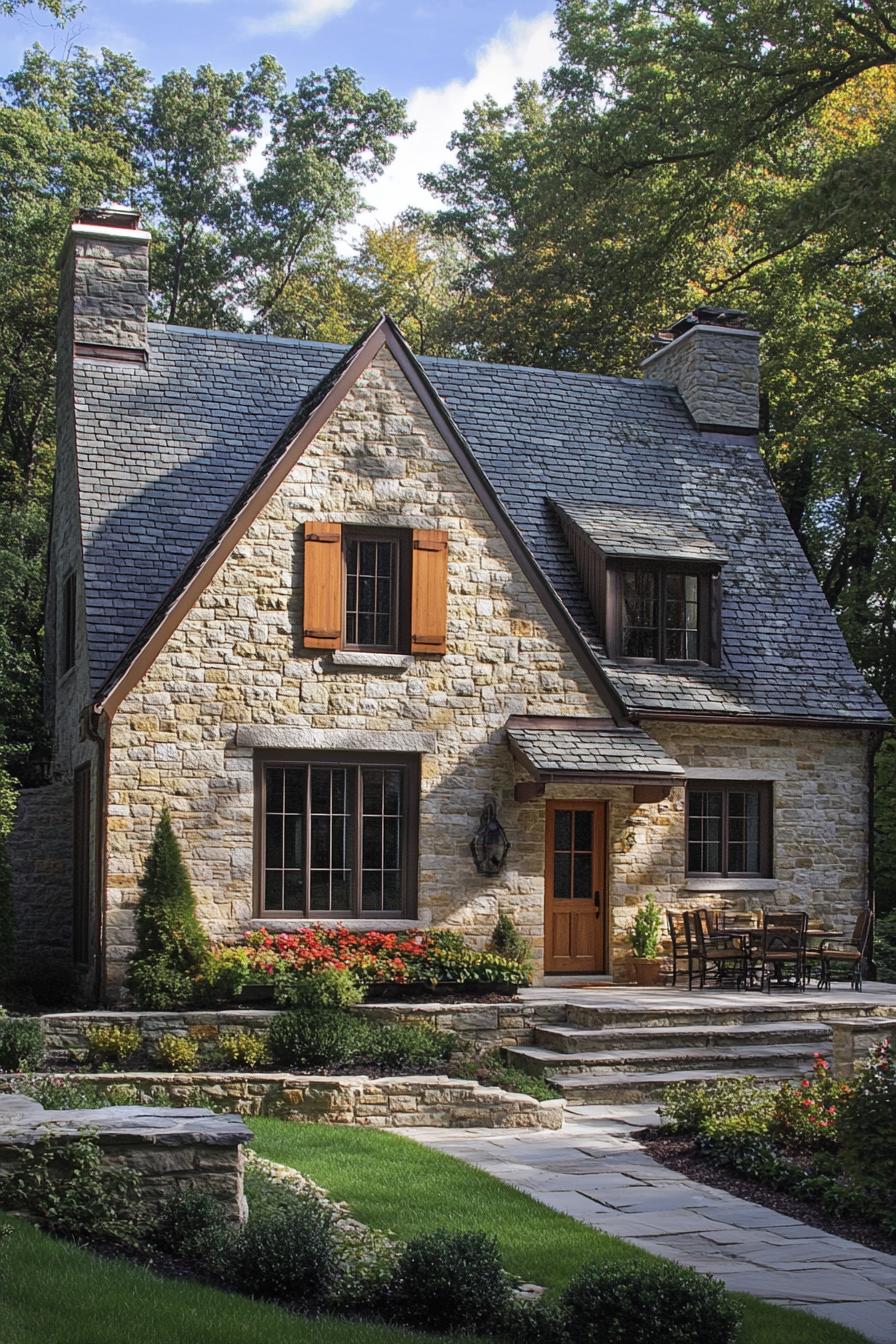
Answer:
[
  {"xmin": 11, "ymin": 1071, "xmax": 564, "ymax": 1130},
  {"xmin": 103, "ymin": 347, "xmax": 611, "ymax": 992}
]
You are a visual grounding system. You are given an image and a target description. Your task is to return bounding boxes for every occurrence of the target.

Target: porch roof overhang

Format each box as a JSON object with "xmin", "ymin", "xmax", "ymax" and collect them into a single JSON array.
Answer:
[{"xmin": 505, "ymin": 716, "xmax": 686, "ymax": 786}]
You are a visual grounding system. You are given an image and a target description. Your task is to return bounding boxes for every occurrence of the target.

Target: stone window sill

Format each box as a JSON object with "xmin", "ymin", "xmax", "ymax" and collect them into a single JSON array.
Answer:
[
  {"xmin": 325, "ymin": 651, "xmax": 413, "ymax": 672},
  {"xmin": 684, "ymin": 877, "xmax": 778, "ymax": 893},
  {"xmin": 249, "ymin": 918, "xmax": 423, "ymax": 932}
]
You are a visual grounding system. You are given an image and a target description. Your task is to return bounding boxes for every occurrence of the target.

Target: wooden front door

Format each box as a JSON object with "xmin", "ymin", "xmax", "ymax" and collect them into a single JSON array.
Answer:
[{"xmin": 544, "ymin": 801, "xmax": 606, "ymax": 975}]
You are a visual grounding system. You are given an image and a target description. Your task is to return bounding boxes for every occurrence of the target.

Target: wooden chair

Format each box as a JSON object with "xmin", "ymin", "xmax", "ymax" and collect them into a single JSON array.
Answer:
[
  {"xmin": 816, "ymin": 910, "xmax": 872, "ymax": 991},
  {"xmin": 751, "ymin": 911, "xmax": 808, "ymax": 992},
  {"xmin": 666, "ymin": 911, "xmax": 694, "ymax": 987},
  {"xmin": 685, "ymin": 909, "xmax": 747, "ymax": 989}
]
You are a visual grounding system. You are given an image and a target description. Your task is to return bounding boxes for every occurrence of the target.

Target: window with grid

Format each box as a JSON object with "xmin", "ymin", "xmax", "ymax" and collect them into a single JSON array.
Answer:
[
  {"xmin": 620, "ymin": 565, "xmax": 702, "ymax": 662},
  {"xmin": 686, "ymin": 782, "xmax": 772, "ymax": 878},
  {"xmin": 344, "ymin": 532, "xmax": 400, "ymax": 651},
  {"xmin": 258, "ymin": 757, "xmax": 416, "ymax": 917}
]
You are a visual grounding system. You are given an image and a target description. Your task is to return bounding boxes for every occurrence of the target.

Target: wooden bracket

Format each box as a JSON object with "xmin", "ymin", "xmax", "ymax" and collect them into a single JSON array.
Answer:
[
  {"xmin": 514, "ymin": 781, "xmax": 545, "ymax": 803},
  {"xmin": 633, "ymin": 784, "xmax": 672, "ymax": 804}
]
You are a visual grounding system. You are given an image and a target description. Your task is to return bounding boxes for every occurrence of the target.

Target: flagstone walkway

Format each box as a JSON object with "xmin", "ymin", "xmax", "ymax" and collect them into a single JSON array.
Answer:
[{"xmin": 405, "ymin": 1104, "xmax": 896, "ymax": 1344}]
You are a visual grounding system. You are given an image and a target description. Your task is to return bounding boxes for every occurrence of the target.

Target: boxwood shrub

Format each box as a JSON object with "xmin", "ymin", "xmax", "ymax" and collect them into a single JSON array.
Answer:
[
  {"xmin": 555, "ymin": 1261, "xmax": 741, "ymax": 1344},
  {"xmin": 0, "ymin": 1013, "xmax": 44, "ymax": 1071}
]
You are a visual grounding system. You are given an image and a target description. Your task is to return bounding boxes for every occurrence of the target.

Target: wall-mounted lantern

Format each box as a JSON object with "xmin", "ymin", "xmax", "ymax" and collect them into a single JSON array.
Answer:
[{"xmin": 470, "ymin": 800, "xmax": 510, "ymax": 875}]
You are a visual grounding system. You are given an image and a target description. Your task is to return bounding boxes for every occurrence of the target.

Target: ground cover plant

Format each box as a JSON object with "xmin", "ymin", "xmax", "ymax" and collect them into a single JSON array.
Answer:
[
  {"xmin": 247, "ymin": 1120, "xmax": 869, "ymax": 1344},
  {"xmin": 656, "ymin": 1041, "xmax": 896, "ymax": 1240},
  {"xmin": 267, "ymin": 1006, "xmax": 457, "ymax": 1072},
  {"xmin": 0, "ymin": 1011, "xmax": 44, "ymax": 1071}
]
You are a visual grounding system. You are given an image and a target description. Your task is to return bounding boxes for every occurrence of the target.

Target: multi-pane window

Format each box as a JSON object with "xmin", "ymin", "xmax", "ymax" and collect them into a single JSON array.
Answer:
[
  {"xmin": 259, "ymin": 758, "xmax": 416, "ymax": 917},
  {"xmin": 686, "ymin": 782, "xmax": 772, "ymax": 878},
  {"xmin": 621, "ymin": 565, "xmax": 702, "ymax": 661},
  {"xmin": 61, "ymin": 571, "xmax": 77, "ymax": 675},
  {"xmin": 344, "ymin": 532, "xmax": 400, "ymax": 651},
  {"xmin": 551, "ymin": 808, "xmax": 595, "ymax": 902}
]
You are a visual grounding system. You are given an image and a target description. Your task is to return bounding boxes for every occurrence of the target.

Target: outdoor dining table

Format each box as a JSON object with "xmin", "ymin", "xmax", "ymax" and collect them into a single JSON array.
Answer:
[{"xmin": 711, "ymin": 922, "xmax": 844, "ymax": 989}]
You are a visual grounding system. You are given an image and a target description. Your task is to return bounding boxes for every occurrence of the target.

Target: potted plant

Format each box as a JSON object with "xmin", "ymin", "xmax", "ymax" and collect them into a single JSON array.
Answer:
[{"xmin": 630, "ymin": 893, "xmax": 664, "ymax": 986}]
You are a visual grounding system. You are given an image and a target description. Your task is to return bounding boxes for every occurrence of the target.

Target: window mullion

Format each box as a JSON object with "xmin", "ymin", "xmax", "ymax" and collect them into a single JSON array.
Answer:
[
  {"xmin": 721, "ymin": 786, "xmax": 729, "ymax": 879},
  {"xmin": 657, "ymin": 567, "xmax": 665, "ymax": 663},
  {"xmin": 303, "ymin": 765, "xmax": 311, "ymax": 918},
  {"xmin": 354, "ymin": 766, "xmax": 362, "ymax": 917}
]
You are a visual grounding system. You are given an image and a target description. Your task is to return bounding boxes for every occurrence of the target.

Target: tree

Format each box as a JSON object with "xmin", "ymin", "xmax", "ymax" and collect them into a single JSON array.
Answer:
[{"xmin": 126, "ymin": 807, "xmax": 209, "ymax": 1009}]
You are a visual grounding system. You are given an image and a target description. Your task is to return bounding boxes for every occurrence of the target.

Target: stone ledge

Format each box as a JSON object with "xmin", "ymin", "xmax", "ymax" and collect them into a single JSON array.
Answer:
[
  {"xmin": 1, "ymin": 1072, "xmax": 564, "ymax": 1131},
  {"xmin": 831, "ymin": 1017, "xmax": 896, "ymax": 1078}
]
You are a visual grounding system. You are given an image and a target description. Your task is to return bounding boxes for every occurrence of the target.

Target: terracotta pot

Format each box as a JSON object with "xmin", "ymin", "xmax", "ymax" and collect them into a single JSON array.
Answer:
[{"xmin": 632, "ymin": 957, "xmax": 664, "ymax": 987}]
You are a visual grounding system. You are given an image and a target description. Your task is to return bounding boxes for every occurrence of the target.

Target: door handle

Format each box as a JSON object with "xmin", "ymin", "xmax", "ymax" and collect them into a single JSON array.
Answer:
[{"xmin": 593, "ymin": 891, "xmax": 601, "ymax": 915}]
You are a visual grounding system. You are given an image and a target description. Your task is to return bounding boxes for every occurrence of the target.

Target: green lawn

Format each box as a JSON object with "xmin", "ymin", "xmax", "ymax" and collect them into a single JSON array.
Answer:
[
  {"xmin": 249, "ymin": 1119, "xmax": 872, "ymax": 1344},
  {"xmin": 0, "ymin": 1214, "xmax": 449, "ymax": 1344}
]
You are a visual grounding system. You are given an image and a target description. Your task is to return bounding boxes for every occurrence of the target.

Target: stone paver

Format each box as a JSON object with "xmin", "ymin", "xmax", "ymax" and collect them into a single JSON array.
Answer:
[{"xmin": 404, "ymin": 1103, "xmax": 896, "ymax": 1344}]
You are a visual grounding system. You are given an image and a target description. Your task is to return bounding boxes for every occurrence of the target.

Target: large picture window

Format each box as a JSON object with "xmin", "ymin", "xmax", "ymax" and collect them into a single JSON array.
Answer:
[
  {"xmin": 686, "ymin": 781, "xmax": 773, "ymax": 878},
  {"xmin": 257, "ymin": 756, "xmax": 418, "ymax": 918}
]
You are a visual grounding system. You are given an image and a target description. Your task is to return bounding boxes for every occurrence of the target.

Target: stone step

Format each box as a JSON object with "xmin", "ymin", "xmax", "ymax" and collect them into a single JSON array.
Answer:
[
  {"xmin": 564, "ymin": 1000, "xmax": 880, "ymax": 1032},
  {"xmin": 553, "ymin": 1065, "xmax": 812, "ymax": 1104},
  {"xmin": 506, "ymin": 1041, "xmax": 829, "ymax": 1077},
  {"xmin": 533, "ymin": 1019, "xmax": 832, "ymax": 1054}
]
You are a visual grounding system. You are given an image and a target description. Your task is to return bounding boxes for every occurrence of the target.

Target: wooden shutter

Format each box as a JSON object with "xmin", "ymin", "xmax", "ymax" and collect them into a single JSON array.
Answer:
[
  {"xmin": 303, "ymin": 521, "xmax": 343, "ymax": 649},
  {"xmin": 410, "ymin": 529, "xmax": 448, "ymax": 655}
]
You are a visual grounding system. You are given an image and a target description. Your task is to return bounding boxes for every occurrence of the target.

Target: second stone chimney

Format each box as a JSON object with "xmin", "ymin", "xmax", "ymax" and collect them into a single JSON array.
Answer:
[
  {"xmin": 58, "ymin": 204, "xmax": 151, "ymax": 363},
  {"xmin": 641, "ymin": 307, "xmax": 760, "ymax": 434}
]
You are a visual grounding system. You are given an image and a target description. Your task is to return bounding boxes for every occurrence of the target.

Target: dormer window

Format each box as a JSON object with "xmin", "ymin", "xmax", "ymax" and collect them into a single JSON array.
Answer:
[{"xmin": 621, "ymin": 566, "xmax": 701, "ymax": 662}]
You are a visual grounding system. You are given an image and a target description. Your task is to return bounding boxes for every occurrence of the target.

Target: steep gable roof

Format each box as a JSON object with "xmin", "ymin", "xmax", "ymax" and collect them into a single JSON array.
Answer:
[{"xmin": 71, "ymin": 318, "xmax": 888, "ymax": 725}]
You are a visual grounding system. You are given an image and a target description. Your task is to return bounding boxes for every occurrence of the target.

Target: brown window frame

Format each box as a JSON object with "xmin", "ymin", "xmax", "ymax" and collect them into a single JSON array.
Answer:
[
  {"xmin": 72, "ymin": 763, "xmax": 91, "ymax": 965},
  {"xmin": 606, "ymin": 560, "xmax": 720, "ymax": 666},
  {"xmin": 685, "ymin": 780, "xmax": 773, "ymax": 878},
  {"xmin": 342, "ymin": 527, "xmax": 411, "ymax": 654},
  {"xmin": 254, "ymin": 752, "xmax": 419, "ymax": 920},
  {"xmin": 61, "ymin": 570, "xmax": 77, "ymax": 676}
]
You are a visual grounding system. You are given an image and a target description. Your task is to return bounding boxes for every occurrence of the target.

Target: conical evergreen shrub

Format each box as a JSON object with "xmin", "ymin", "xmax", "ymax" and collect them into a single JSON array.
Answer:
[
  {"xmin": 486, "ymin": 910, "xmax": 533, "ymax": 978},
  {"xmin": 126, "ymin": 807, "xmax": 209, "ymax": 1009}
]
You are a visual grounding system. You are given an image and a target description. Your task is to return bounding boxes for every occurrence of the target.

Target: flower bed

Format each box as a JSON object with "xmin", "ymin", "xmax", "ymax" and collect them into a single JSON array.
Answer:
[
  {"xmin": 648, "ymin": 1038, "xmax": 896, "ymax": 1249},
  {"xmin": 210, "ymin": 927, "xmax": 528, "ymax": 1004}
]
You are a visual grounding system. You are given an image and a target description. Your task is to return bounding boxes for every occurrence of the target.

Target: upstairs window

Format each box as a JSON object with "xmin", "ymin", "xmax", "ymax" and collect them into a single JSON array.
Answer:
[
  {"xmin": 604, "ymin": 561, "xmax": 717, "ymax": 664},
  {"xmin": 61, "ymin": 571, "xmax": 77, "ymax": 676},
  {"xmin": 621, "ymin": 566, "xmax": 700, "ymax": 661},
  {"xmin": 303, "ymin": 522, "xmax": 448, "ymax": 656},
  {"xmin": 686, "ymin": 781, "xmax": 773, "ymax": 878}
]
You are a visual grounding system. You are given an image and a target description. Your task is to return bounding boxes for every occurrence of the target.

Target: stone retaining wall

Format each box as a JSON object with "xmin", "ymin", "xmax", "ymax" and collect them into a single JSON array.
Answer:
[
  {"xmin": 3, "ymin": 1071, "xmax": 563, "ymax": 1130},
  {"xmin": 0, "ymin": 1092, "xmax": 250, "ymax": 1223},
  {"xmin": 40, "ymin": 1000, "xmax": 566, "ymax": 1065},
  {"xmin": 830, "ymin": 1017, "xmax": 896, "ymax": 1078}
]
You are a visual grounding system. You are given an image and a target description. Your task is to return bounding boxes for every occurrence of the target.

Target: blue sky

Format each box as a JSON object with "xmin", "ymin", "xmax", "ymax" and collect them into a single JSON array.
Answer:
[{"xmin": 0, "ymin": 0, "xmax": 558, "ymax": 222}]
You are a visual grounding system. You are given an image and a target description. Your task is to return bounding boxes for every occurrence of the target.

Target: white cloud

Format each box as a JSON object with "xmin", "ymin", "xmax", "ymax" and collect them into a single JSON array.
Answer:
[
  {"xmin": 360, "ymin": 9, "xmax": 557, "ymax": 229},
  {"xmin": 246, "ymin": 0, "xmax": 358, "ymax": 35}
]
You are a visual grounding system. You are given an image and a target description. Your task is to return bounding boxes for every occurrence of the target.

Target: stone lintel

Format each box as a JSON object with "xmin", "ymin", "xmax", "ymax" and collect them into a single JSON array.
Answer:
[{"xmin": 233, "ymin": 726, "xmax": 436, "ymax": 753}]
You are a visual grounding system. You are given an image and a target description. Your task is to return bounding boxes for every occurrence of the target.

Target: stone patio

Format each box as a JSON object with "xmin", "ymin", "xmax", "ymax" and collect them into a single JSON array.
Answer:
[{"xmin": 406, "ymin": 1100, "xmax": 896, "ymax": 1344}]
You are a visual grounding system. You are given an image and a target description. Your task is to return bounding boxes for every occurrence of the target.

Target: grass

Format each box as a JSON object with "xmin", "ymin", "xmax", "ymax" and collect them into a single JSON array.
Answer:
[
  {"xmin": 0, "ymin": 1214, "xmax": 449, "ymax": 1344},
  {"xmin": 249, "ymin": 1119, "xmax": 872, "ymax": 1344}
]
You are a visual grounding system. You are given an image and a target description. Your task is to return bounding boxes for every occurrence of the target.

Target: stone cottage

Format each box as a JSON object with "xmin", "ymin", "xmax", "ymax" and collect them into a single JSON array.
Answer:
[{"xmin": 11, "ymin": 205, "xmax": 890, "ymax": 1000}]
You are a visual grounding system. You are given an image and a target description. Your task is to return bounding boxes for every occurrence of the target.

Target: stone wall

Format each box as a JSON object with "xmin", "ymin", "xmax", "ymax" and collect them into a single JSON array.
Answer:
[
  {"xmin": 0, "ymin": 1092, "xmax": 250, "ymax": 1223},
  {"xmin": 40, "ymin": 1001, "xmax": 568, "ymax": 1066},
  {"xmin": 831, "ymin": 1018, "xmax": 896, "ymax": 1078},
  {"xmin": 103, "ymin": 346, "xmax": 612, "ymax": 992},
  {"xmin": 642, "ymin": 324, "xmax": 760, "ymax": 431},
  {"xmin": 6, "ymin": 1071, "xmax": 563, "ymax": 1130},
  {"xmin": 8, "ymin": 783, "xmax": 73, "ymax": 986}
]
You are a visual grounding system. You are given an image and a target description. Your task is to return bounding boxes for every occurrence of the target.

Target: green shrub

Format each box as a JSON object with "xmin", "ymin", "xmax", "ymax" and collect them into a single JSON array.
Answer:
[
  {"xmin": 486, "ymin": 912, "xmax": 533, "ymax": 978},
  {"xmin": 217, "ymin": 1029, "xmax": 270, "ymax": 1070},
  {"xmin": 197, "ymin": 947, "xmax": 252, "ymax": 1004},
  {"xmin": 453, "ymin": 1051, "xmax": 560, "ymax": 1101},
  {"xmin": 839, "ymin": 1037, "xmax": 896, "ymax": 1187},
  {"xmin": 0, "ymin": 1014, "xmax": 44, "ymax": 1071},
  {"xmin": 126, "ymin": 807, "xmax": 209, "ymax": 1010},
  {"xmin": 874, "ymin": 909, "xmax": 896, "ymax": 983},
  {"xmin": 381, "ymin": 1230, "xmax": 512, "ymax": 1335},
  {"xmin": 374, "ymin": 1021, "xmax": 456, "ymax": 1070},
  {"xmin": 85, "ymin": 1023, "xmax": 143, "ymax": 1068},
  {"xmin": 230, "ymin": 1198, "xmax": 340, "ymax": 1309},
  {"xmin": 156, "ymin": 1033, "xmax": 200, "ymax": 1071},
  {"xmin": 18, "ymin": 1075, "xmax": 143, "ymax": 1109},
  {"xmin": 0, "ymin": 1132, "xmax": 140, "ymax": 1242},
  {"xmin": 630, "ymin": 894, "xmax": 663, "ymax": 958},
  {"xmin": 659, "ymin": 1076, "xmax": 774, "ymax": 1135},
  {"xmin": 150, "ymin": 1189, "xmax": 234, "ymax": 1272},
  {"xmin": 275, "ymin": 966, "xmax": 363, "ymax": 1011},
  {"xmin": 557, "ymin": 1260, "xmax": 741, "ymax": 1344}
]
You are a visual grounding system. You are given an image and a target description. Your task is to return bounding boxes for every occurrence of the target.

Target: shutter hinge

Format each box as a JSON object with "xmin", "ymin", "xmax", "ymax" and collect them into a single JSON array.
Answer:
[
  {"xmin": 304, "ymin": 629, "xmax": 341, "ymax": 639},
  {"xmin": 306, "ymin": 533, "xmax": 340, "ymax": 543}
]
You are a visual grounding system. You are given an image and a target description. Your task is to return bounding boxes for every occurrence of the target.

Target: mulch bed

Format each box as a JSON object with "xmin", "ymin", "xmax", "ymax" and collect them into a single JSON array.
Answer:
[{"xmin": 638, "ymin": 1129, "xmax": 896, "ymax": 1257}]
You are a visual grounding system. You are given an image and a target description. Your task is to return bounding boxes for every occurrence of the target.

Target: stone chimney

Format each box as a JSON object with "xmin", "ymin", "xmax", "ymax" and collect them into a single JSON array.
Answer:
[
  {"xmin": 641, "ymin": 307, "xmax": 760, "ymax": 434},
  {"xmin": 58, "ymin": 204, "xmax": 151, "ymax": 362}
]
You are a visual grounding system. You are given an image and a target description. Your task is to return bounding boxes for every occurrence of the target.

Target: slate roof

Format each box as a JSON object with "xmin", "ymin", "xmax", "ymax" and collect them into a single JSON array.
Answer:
[
  {"xmin": 71, "ymin": 322, "xmax": 889, "ymax": 723},
  {"xmin": 552, "ymin": 499, "xmax": 728, "ymax": 564},
  {"xmin": 506, "ymin": 721, "xmax": 686, "ymax": 781}
]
